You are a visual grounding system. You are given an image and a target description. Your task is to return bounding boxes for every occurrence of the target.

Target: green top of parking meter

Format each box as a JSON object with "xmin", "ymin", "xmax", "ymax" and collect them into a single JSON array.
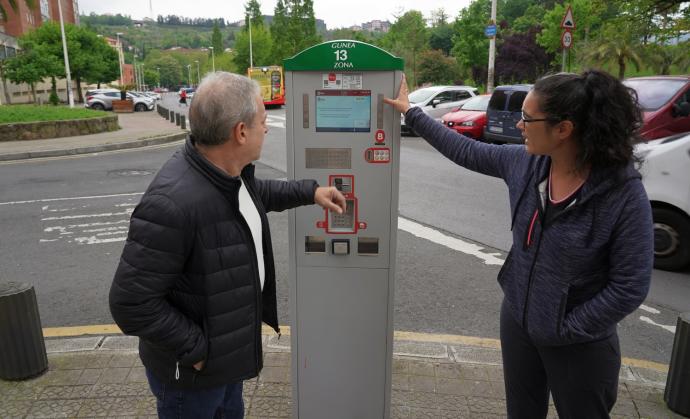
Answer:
[{"xmin": 284, "ymin": 40, "xmax": 404, "ymax": 71}]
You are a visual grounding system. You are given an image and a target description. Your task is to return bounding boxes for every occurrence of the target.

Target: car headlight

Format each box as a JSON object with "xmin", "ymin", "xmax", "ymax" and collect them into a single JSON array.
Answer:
[{"xmin": 460, "ymin": 121, "xmax": 475, "ymax": 127}]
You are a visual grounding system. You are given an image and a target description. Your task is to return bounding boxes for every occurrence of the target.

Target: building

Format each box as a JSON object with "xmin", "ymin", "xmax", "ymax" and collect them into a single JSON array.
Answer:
[
  {"xmin": 361, "ymin": 20, "xmax": 390, "ymax": 33},
  {"xmin": 0, "ymin": 0, "xmax": 79, "ymax": 38},
  {"xmin": 0, "ymin": 0, "xmax": 81, "ymax": 104}
]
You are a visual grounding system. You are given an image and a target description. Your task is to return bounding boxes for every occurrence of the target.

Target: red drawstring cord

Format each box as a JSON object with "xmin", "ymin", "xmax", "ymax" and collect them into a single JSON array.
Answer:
[{"xmin": 526, "ymin": 208, "xmax": 539, "ymax": 247}]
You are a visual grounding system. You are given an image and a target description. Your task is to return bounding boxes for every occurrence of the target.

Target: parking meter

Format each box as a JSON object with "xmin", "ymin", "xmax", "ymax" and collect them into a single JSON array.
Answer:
[{"xmin": 285, "ymin": 40, "xmax": 403, "ymax": 418}]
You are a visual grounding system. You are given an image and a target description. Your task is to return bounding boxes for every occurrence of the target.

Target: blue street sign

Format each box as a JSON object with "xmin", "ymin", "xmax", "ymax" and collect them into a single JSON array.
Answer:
[{"xmin": 485, "ymin": 24, "xmax": 497, "ymax": 37}]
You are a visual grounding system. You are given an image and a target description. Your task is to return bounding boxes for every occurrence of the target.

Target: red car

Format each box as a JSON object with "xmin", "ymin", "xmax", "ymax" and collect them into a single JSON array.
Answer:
[
  {"xmin": 441, "ymin": 94, "xmax": 491, "ymax": 140},
  {"xmin": 624, "ymin": 76, "xmax": 690, "ymax": 140}
]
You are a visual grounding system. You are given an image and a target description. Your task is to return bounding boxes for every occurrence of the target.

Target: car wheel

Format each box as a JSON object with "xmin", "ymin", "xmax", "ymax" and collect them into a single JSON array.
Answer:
[
  {"xmin": 652, "ymin": 207, "xmax": 690, "ymax": 271},
  {"xmin": 135, "ymin": 103, "xmax": 146, "ymax": 112},
  {"xmin": 90, "ymin": 103, "xmax": 105, "ymax": 111}
]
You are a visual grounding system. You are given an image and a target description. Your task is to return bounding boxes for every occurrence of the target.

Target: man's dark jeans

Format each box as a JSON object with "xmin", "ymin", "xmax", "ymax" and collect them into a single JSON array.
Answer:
[{"xmin": 145, "ymin": 369, "xmax": 244, "ymax": 418}]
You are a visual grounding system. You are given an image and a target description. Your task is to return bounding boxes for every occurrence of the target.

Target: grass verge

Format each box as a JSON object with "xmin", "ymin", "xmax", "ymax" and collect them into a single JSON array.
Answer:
[{"xmin": 0, "ymin": 105, "xmax": 109, "ymax": 124}]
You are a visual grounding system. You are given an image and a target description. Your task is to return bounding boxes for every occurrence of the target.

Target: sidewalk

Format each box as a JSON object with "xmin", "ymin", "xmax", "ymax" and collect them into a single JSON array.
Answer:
[
  {"xmin": 0, "ymin": 331, "xmax": 682, "ymax": 418},
  {"xmin": 0, "ymin": 111, "xmax": 187, "ymax": 162}
]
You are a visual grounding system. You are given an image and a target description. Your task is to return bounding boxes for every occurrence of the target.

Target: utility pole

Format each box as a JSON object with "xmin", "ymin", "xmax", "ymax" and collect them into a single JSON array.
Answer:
[
  {"xmin": 486, "ymin": 0, "xmax": 498, "ymax": 94},
  {"xmin": 57, "ymin": 0, "xmax": 74, "ymax": 107},
  {"xmin": 209, "ymin": 46, "xmax": 215, "ymax": 72},
  {"xmin": 195, "ymin": 60, "xmax": 200, "ymax": 87},
  {"xmin": 116, "ymin": 32, "xmax": 124, "ymax": 87},
  {"xmin": 249, "ymin": 21, "xmax": 254, "ymax": 68}
]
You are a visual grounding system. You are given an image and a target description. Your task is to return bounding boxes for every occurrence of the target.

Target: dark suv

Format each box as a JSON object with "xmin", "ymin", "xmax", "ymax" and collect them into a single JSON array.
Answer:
[{"xmin": 483, "ymin": 84, "xmax": 532, "ymax": 144}]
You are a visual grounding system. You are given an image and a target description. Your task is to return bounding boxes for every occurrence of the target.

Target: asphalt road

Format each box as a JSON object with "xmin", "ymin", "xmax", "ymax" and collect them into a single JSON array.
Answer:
[{"xmin": 0, "ymin": 107, "xmax": 687, "ymax": 365}]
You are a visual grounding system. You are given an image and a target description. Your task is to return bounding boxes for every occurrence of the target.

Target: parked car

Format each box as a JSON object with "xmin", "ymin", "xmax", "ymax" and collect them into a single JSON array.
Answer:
[
  {"xmin": 483, "ymin": 84, "xmax": 532, "ymax": 144},
  {"xmin": 440, "ymin": 94, "xmax": 491, "ymax": 140},
  {"xmin": 402, "ymin": 85, "xmax": 478, "ymax": 135},
  {"xmin": 85, "ymin": 89, "xmax": 155, "ymax": 112},
  {"xmin": 141, "ymin": 91, "xmax": 161, "ymax": 101},
  {"xmin": 624, "ymin": 76, "xmax": 690, "ymax": 140},
  {"xmin": 635, "ymin": 132, "xmax": 690, "ymax": 271}
]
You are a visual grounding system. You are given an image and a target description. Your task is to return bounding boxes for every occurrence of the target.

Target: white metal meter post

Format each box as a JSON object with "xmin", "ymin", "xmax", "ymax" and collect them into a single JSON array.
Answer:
[{"xmin": 284, "ymin": 41, "xmax": 404, "ymax": 419}]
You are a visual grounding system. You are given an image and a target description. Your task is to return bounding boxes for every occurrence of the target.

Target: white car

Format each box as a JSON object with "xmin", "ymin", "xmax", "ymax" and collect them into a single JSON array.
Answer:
[
  {"xmin": 636, "ymin": 133, "xmax": 690, "ymax": 271},
  {"xmin": 402, "ymin": 85, "xmax": 478, "ymax": 135}
]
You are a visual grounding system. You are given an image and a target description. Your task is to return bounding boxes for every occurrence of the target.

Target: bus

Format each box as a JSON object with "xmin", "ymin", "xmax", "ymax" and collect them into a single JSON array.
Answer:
[{"xmin": 247, "ymin": 66, "xmax": 285, "ymax": 107}]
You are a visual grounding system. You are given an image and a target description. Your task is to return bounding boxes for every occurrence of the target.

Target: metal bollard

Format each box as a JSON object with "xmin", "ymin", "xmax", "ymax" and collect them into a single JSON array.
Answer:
[
  {"xmin": 181, "ymin": 115, "xmax": 186, "ymax": 130},
  {"xmin": 175, "ymin": 113, "xmax": 180, "ymax": 126},
  {"xmin": 0, "ymin": 282, "xmax": 48, "ymax": 380},
  {"xmin": 665, "ymin": 312, "xmax": 690, "ymax": 416},
  {"xmin": 170, "ymin": 111, "xmax": 175, "ymax": 123}
]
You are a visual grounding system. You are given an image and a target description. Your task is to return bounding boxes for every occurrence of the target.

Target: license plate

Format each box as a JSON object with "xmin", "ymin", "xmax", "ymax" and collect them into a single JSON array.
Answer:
[{"xmin": 489, "ymin": 126, "xmax": 503, "ymax": 133}]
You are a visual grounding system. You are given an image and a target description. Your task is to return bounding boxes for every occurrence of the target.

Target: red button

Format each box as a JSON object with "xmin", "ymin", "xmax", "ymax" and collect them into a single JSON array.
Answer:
[{"xmin": 328, "ymin": 73, "xmax": 336, "ymax": 82}]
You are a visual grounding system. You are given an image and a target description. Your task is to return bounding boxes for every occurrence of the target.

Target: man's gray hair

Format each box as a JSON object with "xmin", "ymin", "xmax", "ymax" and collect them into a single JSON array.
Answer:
[{"xmin": 189, "ymin": 72, "xmax": 261, "ymax": 146}]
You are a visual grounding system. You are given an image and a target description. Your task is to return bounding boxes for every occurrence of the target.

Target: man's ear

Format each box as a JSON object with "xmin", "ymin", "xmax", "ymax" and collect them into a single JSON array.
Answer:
[{"xmin": 233, "ymin": 122, "xmax": 247, "ymax": 145}]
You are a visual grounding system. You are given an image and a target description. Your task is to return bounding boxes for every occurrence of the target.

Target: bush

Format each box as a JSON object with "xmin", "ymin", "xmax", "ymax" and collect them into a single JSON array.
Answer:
[{"xmin": 49, "ymin": 91, "xmax": 60, "ymax": 106}]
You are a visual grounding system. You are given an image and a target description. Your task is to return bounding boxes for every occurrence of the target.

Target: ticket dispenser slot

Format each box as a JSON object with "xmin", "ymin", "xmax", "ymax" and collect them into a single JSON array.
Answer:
[{"xmin": 286, "ymin": 40, "xmax": 403, "ymax": 419}]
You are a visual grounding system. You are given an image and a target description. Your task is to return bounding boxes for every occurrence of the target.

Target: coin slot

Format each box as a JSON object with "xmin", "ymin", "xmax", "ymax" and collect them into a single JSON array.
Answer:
[
  {"xmin": 305, "ymin": 236, "xmax": 326, "ymax": 253},
  {"xmin": 357, "ymin": 237, "xmax": 379, "ymax": 255}
]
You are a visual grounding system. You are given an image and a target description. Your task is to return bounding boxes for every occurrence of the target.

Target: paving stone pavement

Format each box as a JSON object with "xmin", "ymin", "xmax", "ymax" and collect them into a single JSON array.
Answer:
[{"xmin": 0, "ymin": 334, "xmax": 686, "ymax": 418}]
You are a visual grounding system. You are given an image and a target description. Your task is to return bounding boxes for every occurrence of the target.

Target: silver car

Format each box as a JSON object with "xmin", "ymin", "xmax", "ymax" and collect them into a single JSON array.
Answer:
[
  {"xmin": 402, "ymin": 85, "xmax": 478, "ymax": 135},
  {"xmin": 85, "ymin": 89, "xmax": 155, "ymax": 112}
]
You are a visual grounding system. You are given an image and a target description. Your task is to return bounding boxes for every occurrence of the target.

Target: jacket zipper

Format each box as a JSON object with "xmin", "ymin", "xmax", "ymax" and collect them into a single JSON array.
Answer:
[
  {"xmin": 239, "ymin": 176, "xmax": 264, "ymax": 375},
  {"xmin": 175, "ymin": 361, "xmax": 180, "ymax": 380}
]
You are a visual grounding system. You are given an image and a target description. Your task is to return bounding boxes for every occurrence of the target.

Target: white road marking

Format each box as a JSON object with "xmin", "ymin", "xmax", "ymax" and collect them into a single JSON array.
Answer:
[
  {"xmin": 41, "ymin": 209, "xmax": 133, "ymax": 221},
  {"xmin": 0, "ymin": 192, "xmax": 143, "ymax": 206},
  {"xmin": 639, "ymin": 304, "xmax": 661, "ymax": 314},
  {"xmin": 639, "ymin": 316, "xmax": 676, "ymax": 333},
  {"xmin": 74, "ymin": 236, "xmax": 128, "ymax": 245},
  {"xmin": 398, "ymin": 216, "xmax": 505, "ymax": 266},
  {"xmin": 82, "ymin": 226, "xmax": 129, "ymax": 233}
]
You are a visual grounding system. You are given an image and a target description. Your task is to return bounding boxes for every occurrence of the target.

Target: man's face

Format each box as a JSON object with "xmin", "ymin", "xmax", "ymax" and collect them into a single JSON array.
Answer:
[{"xmin": 245, "ymin": 94, "xmax": 268, "ymax": 161}]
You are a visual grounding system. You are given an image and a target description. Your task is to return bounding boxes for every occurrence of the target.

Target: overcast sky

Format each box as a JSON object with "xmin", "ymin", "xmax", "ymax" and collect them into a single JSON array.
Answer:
[{"xmin": 78, "ymin": 0, "xmax": 474, "ymax": 29}]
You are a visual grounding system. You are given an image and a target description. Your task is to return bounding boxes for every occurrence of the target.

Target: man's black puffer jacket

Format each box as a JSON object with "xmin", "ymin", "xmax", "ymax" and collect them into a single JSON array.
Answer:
[{"xmin": 109, "ymin": 138, "xmax": 317, "ymax": 389}]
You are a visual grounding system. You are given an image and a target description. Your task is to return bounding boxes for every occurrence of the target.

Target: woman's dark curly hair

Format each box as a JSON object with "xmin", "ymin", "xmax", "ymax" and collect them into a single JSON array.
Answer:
[{"xmin": 532, "ymin": 69, "xmax": 643, "ymax": 171}]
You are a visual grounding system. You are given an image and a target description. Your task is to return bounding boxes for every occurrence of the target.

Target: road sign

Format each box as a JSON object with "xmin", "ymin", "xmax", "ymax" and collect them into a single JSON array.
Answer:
[
  {"xmin": 485, "ymin": 24, "xmax": 497, "ymax": 38},
  {"xmin": 561, "ymin": 29, "xmax": 573, "ymax": 49},
  {"xmin": 561, "ymin": 5, "xmax": 576, "ymax": 29}
]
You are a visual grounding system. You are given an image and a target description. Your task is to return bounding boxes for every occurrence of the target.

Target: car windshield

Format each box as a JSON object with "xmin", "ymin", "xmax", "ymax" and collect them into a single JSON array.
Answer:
[
  {"xmin": 409, "ymin": 87, "xmax": 442, "ymax": 104},
  {"xmin": 624, "ymin": 79, "xmax": 687, "ymax": 111},
  {"xmin": 461, "ymin": 95, "xmax": 490, "ymax": 111}
]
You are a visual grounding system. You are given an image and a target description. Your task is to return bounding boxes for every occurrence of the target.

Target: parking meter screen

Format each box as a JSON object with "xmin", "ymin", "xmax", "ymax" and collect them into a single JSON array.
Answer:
[{"xmin": 315, "ymin": 90, "xmax": 371, "ymax": 132}]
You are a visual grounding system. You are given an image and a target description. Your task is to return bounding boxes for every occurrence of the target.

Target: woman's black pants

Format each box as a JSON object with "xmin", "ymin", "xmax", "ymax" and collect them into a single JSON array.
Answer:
[{"xmin": 500, "ymin": 300, "xmax": 621, "ymax": 419}]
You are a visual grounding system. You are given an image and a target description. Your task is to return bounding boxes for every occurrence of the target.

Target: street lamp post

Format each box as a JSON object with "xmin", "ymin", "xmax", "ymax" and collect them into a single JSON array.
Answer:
[
  {"xmin": 249, "ymin": 22, "xmax": 253, "ymax": 68},
  {"xmin": 116, "ymin": 32, "xmax": 124, "ymax": 86},
  {"xmin": 156, "ymin": 67, "xmax": 161, "ymax": 88},
  {"xmin": 194, "ymin": 60, "xmax": 200, "ymax": 87},
  {"xmin": 56, "ymin": 0, "xmax": 74, "ymax": 107},
  {"xmin": 208, "ymin": 46, "xmax": 215, "ymax": 73},
  {"xmin": 141, "ymin": 63, "xmax": 145, "ymax": 91},
  {"xmin": 186, "ymin": 64, "xmax": 192, "ymax": 87}
]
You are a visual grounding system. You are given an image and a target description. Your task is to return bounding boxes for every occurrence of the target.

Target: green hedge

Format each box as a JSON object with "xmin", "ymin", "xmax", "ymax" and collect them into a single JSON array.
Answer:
[{"xmin": 0, "ymin": 105, "xmax": 109, "ymax": 124}]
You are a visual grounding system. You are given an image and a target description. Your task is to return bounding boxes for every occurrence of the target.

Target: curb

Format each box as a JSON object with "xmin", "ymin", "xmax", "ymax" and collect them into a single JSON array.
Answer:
[
  {"xmin": 0, "ymin": 131, "xmax": 187, "ymax": 162},
  {"xmin": 42, "ymin": 329, "xmax": 670, "ymax": 389}
]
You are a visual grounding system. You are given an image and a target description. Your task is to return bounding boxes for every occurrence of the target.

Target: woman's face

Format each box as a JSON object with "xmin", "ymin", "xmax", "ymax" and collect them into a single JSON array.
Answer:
[{"xmin": 517, "ymin": 91, "xmax": 564, "ymax": 156}]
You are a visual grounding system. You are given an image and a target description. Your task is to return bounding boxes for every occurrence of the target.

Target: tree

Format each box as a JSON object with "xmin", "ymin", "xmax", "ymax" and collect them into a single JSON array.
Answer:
[
  {"xmin": 429, "ymin": 24, "xmax": 454, "ymax": 56},
  {"xmin": 418, "ymin": 50, "xmax": 460, "ymax": 85},
  {"xmin": 383, "ymin": 11, "xmax": 428, "ymax": 88},
  {"xmin": 270, "ymin": 0, "xmax": 292, "ymax": 63},
  {"xmin": 147, "ymin": 55, "xmax": 182, "ymax": 88},
  {"xmin": 581, "ymin": 25, "xmax": 643, "ymax": 79},
  {"xmin": 234, "ymin": 23, "xmax": 273, "ymax": 72},
  {"xmin": 212, "ymin": 22, "xmax": 224, "ymax": 55},
  {"xmin": 5, "ymin": 45, "xmax": 58, "ymax": 102},
  {"xmin": 451, "ymin": 0, "xmax": 490, "ymax": 86},
  {"xmin": 287, "ymin": 0, "xmax": 321, "ymax": 54},
  {"xmin": 245, "ymin": 0, "xmax": 264, "ymax": 28},
  {"xmin": 496, "ymin": 27, "xmax": 553, "ymax": 84},
  {"xmin": 512, "ymin": 4, "xmax": 547, "ymax": 33},
  {"xmin": 536, "ymin": 0, "xmax": 607, "ymax": 54}
]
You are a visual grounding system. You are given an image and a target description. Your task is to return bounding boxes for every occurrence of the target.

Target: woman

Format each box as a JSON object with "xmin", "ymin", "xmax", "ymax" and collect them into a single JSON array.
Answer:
[{"xmin": 385, "ymin": 70, "xmax": 653, "ymax": 419}]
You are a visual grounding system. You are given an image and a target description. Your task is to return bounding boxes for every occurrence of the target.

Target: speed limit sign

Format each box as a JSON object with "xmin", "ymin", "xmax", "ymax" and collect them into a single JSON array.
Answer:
[{"xmin": 561, "ymin": 29, "xmax": 573, "ymax": 49}]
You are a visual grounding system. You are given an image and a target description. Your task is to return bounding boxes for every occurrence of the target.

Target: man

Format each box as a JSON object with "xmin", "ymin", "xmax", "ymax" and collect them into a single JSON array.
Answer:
[{"xmin": 109, "ymin": 72, "xmax": 346, "ymax": 418}]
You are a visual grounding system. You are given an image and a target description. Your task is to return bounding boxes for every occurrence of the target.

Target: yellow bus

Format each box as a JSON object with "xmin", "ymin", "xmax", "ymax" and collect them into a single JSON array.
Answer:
[{"xmin": 247, "ymin": 66, "xmax": 285, "ymax": 107}]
